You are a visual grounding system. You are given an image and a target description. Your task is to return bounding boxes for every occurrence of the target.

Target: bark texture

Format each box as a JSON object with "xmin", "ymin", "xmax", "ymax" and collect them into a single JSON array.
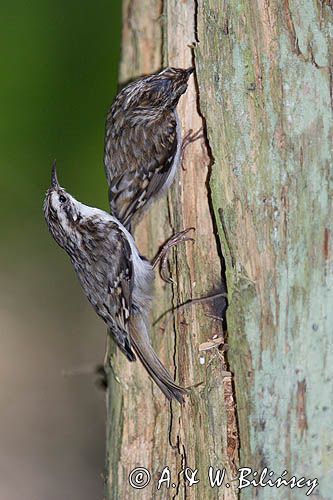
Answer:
[{"xmin": 105, "ymin": 1, "xmax": 332, "ymax": 499}]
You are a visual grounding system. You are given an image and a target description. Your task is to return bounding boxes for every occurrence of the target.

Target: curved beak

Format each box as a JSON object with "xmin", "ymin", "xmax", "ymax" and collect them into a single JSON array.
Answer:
[{"xmin": 51, "ymin": 160, "xmax": 59, "ymax": 188}]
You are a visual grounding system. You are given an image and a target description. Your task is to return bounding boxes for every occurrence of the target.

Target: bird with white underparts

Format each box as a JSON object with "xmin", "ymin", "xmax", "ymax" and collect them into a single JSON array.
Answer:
[{"xmin": 43, "ymin": 161, "xmax": 186, "ymax": 403}]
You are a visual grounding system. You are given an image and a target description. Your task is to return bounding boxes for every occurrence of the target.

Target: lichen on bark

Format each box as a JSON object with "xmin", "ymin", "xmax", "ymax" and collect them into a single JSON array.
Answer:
[{"xmin": 196, "ymin": 1, "xmax": 333, "ymax": 498}]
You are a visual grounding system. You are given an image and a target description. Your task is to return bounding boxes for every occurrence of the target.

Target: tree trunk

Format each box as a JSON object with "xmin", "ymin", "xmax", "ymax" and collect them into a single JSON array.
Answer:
[{"xmin": 105, "ymin": 1, "xmax": 332, "ymax": 499}]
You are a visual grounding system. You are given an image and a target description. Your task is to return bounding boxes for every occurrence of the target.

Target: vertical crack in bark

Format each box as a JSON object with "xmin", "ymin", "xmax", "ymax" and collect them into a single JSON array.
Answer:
[
  {"xmin": 171, "ymin": 441, "xmax": 188, "ymax": 499},
  {"xmin": 193, "ymin": 0, "xmax": 240, "ymax": 479}
]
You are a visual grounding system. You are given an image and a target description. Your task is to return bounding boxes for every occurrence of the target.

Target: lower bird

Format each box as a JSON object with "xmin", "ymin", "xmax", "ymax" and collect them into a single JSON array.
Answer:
[{"xmin": 43, "ymin": 161, "xmax": 186, "ymax": 403}]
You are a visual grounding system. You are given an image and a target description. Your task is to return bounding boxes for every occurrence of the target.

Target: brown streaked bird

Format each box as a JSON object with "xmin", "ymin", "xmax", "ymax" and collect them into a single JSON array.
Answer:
[
  {"xmin": 104, "ymin": 66, "xmax": 194, "ymax": 232},
  {"xmin": 43, "ymin": 161, "xmax": 186, "ymax": 403}
]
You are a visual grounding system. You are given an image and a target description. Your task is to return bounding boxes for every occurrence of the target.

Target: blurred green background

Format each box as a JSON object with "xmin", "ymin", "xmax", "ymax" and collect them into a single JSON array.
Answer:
[{"xmin": 0, "ymin": 1, "xmax": 122, "ymax": 498}]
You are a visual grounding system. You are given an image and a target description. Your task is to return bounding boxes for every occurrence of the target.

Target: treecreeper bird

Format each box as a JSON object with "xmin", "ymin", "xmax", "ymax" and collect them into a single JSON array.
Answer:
[
  {"xmin": 104, "ymin": 67, "xmax": 194, "ymax": 232},
  {"xmin": 43, "ymin": 162, "xmax": 186, "ymax": 403}
]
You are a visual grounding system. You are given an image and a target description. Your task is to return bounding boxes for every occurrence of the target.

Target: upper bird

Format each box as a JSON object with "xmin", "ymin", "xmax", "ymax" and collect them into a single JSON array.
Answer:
[
  {"xmin": 43, "ymin": 162, "xmax": 186, "ymax": 403},
  {"xmin": 104, "ymin": 66, "xmax": 193, "ymax": 231}
]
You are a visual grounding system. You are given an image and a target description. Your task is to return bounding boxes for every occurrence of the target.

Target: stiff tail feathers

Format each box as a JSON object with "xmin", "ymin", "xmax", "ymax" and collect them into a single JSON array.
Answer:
[{"xmin": 129, "ymin": 315, "xmax": 186, "ymax": 403}]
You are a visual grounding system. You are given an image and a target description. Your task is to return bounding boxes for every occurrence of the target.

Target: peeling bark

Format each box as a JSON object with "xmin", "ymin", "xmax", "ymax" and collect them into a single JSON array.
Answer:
[{"xmin": 105, "ymin": 1, "xmax": 237, "ymax": 499}]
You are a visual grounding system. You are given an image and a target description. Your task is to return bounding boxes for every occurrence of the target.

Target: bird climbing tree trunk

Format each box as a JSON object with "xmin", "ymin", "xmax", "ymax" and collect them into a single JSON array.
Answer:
[{"xmin": 105, "ymin": 1, "xmax": 332, "ymax": 499}]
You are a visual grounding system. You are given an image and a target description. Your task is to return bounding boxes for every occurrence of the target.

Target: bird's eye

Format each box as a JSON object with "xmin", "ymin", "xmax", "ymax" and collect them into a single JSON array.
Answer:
[{"xmin": 59, "ymin": 195, "xmax": 67, "ymax": 203}]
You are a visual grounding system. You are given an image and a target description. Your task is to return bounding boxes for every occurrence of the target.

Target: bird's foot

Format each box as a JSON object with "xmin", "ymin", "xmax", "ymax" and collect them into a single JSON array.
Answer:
[
  {"xmin": 181, "ymin": 127, "xmax": 204, "ymax": 170},
  {"xmin": 153, "ymin": 227, "xmax": 195, "ymax": 283}
]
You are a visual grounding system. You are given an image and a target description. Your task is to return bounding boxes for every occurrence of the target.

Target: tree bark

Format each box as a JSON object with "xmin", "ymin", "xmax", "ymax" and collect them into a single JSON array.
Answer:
[{"xmin": 105, "ymin": 1, "xmax": 332, "ymax": 499}]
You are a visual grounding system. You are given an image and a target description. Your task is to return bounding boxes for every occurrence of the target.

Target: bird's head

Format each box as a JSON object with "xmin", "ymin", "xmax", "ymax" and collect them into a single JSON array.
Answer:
[
  {"xmin": 122, "ymin": 66, "xmax": 194, "ymax": 114},
  {"xmin": 43, "ymin": 161, "xmax": 82, "ymax": 249},
  {"xmin": 146, "ymin": 67, "xmax": 194, "ymax": 108}
]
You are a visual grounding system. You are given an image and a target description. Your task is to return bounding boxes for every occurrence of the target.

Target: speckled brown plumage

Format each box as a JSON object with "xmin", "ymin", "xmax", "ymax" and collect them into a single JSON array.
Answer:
[
  {"xmin": 43, "ymin": 162, "xmax": 186, "ymax": 402},
  {"xmin": 104, "ymin": 67, "xmax": 193, "ymax": 231}
]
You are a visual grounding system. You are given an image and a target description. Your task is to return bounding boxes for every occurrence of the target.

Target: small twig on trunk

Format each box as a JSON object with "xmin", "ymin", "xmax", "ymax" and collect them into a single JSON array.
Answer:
[{"xmin": 153, "ymin": 291, "xmax": 228, "ymax": 330}]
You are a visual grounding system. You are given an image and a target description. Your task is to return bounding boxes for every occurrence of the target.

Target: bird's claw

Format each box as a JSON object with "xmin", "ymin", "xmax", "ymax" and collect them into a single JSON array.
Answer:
[
  {"xmin": 181, "ymin": 128, "xmax": 205, "ymax": 170},
  {"xmin": 153, "ymin": 227, "xmax": 195, "ymax": 283}
]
